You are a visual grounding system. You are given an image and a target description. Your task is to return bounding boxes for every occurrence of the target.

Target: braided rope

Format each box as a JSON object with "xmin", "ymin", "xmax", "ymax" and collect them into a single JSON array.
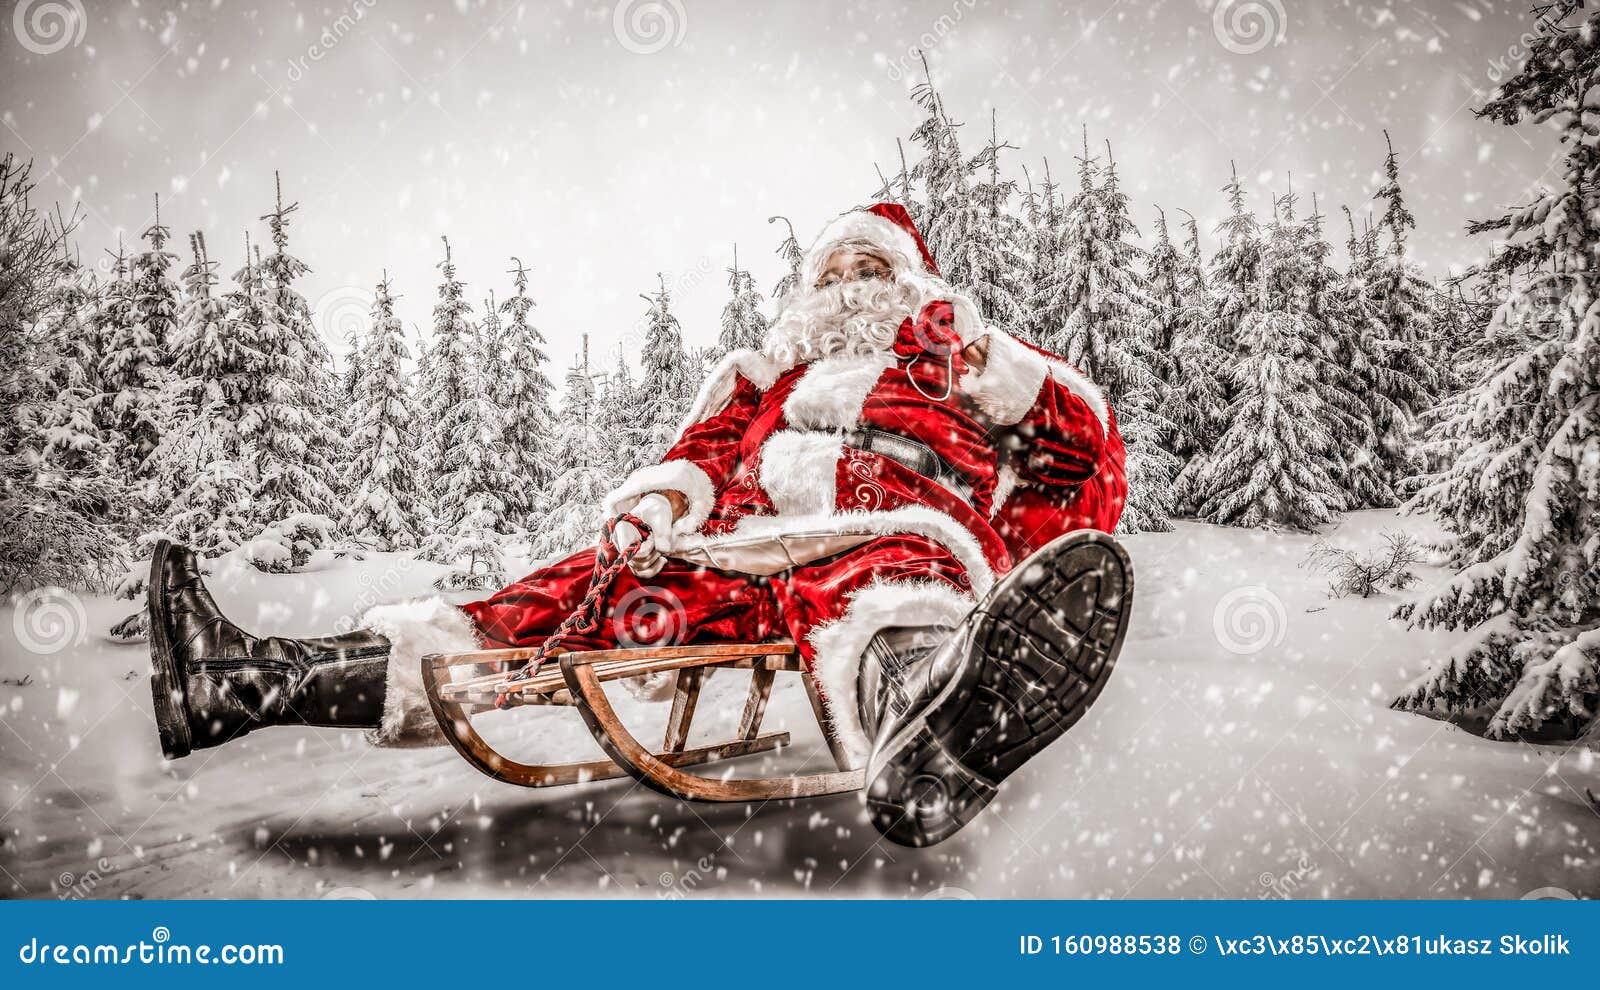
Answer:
[{"xmin": 493, "ymin": 512, "xmax": 650, "ymax": 710}]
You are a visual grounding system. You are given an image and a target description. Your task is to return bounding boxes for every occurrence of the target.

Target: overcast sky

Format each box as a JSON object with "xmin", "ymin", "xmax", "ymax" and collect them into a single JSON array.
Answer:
[{"xmin": 0, "ymin": 0, "xmax": 1558, "ymax": 375}]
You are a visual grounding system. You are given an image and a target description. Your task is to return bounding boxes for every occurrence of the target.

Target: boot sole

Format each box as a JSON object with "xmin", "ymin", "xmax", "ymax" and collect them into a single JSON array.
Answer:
[
  {"xmin": 146, "ymin": 539, "xmax": 194, "ymax": 760},
  {"xmin": 865, "ymin": 530, "xmax": 1133, "ymax": 847}
]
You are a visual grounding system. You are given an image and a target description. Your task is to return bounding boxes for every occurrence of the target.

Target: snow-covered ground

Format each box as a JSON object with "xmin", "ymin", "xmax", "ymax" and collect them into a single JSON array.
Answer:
[{"xmin": 2, "ymin": 510, "xmax": 1595, "ymax": 900}]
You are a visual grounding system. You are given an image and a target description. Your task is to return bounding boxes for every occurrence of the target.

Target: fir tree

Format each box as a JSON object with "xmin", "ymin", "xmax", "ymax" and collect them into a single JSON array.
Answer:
[
  {"xmin": 417, "ymin": 235, "xmax": 478, "ymax": 519},
  {"xmin": 344, "ymin": 274, "xmax": 427, "ymax": 550},
  {"xmin": 633, "ymin": 275, "xmax": 698, "ymax": 468},
  {"xmin": 768, "ymin": 215, "xmax": 805, "ymax": 303},
  {"xmin": 249, "ymin": 176, "xmax": 344, "ymax": 525},
  {"xmin": 1165, "ymin": 209, "xmax": 1230, "ymax": 515},
  {"xmin": 1364, "ymin": 132, "xmax": 1442, "ymax": 496},
  {"xmin": 497, "ymin": 257, "xmax": 556, "ymax": 530},
  {"xmin": 1394, "ymin": 3, "xmax": 1599, "ymax": 741},
  {"xmin": 1197, "ymin": 191, "xmax": 1343, "ymax": 530},
  {"xmin": 530, "ymin": 337, "xmax": 613, "ymax": 560},
  {"xmin": 158, "ymin": 233, "xmax": 255, "ymax": 553},
  {"xmin": 0, "ymin": 154, "xmax": 124, "ymax": 592},
  {"xmin": 942, "ymin": 110, "xmax": 1029, "ymax": 329},
  {"xmin": 1018, "ymin": 159, "xmax": 1065, "ymax": 345},
  {"xmin": 716, "ymin": 246, "xmax": 768, "ymax": 356},
  {"xmin": 96, "ymin": 236, "xmax": 164, "ymax": 509}
]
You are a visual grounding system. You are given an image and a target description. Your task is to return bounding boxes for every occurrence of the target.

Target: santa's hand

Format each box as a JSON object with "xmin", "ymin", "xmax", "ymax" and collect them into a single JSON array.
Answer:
[{"xmin": 612, "ymin": 493, "xmax": 675, "ymax": 577}]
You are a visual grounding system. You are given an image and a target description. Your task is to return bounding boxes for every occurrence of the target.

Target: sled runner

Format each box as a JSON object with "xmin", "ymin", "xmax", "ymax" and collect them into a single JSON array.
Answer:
[
  {"xmin": 421, "ymin": 514, "xmax": 865, "ymax": 801},
  {"xmin": 422, "ymin": 642, "xmax": 864, "ymax": 800}
]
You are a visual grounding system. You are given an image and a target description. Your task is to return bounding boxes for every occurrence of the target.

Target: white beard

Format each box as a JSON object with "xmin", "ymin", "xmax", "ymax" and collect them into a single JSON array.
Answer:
[{"xmin": 762, "ymin": 275, "xmax": 926, "ymax": 367}]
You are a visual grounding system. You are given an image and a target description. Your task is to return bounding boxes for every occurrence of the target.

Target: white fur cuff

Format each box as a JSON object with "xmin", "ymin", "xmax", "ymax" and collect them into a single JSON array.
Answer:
[
  {"xmin": 962, "ymin": 329, "xmax": 1051, "ymax": 426},
  {"xmin": 361, "ymin": 597, "xmax": 482, "ymax": 747},
  {"xmin": 602, "ymin": 459, "xmax": 717, "ymax": 544}
]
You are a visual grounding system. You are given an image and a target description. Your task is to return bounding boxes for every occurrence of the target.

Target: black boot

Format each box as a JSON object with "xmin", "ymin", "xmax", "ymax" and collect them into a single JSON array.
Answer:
[
  {"xmin": 862, "ymin": 530, "xmax": 1133, "ymax": 848},
  {"xmin": 147, "ymin": 540, "xmax": 392, "ymax": 759}
]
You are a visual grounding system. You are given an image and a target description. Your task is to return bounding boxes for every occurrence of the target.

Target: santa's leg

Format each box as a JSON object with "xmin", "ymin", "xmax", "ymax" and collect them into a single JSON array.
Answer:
[
  {"xmin": 148, "ymin": 541, "xmax": 775, "ymax": 759},
  {"xmin": 863, "ymin": 531, "xmax": 1133, "ymax": 848}
]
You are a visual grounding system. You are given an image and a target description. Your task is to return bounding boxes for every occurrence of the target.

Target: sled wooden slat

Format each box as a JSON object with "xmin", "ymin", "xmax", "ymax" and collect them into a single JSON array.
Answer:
[
  {"xmin": 737, "ymin": 667, "xmax": 776, "ymax": 742},
  {"xmin": 662, "ymin": 667, "xmax": 705, "ymax": 754},
  {"xmin": 560, "ymin": 653, "xmax": 864, "ymax": 802},
  {"xmin": 424, "ymin": 640, "xmax": 863, "ymax": 802}
]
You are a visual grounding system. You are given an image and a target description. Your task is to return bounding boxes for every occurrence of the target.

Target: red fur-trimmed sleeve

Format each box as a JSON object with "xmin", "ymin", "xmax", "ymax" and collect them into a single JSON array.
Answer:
[
  {"xmin": 964, "ymin": 330, "xmax": 1108, "ymax": 487},
  {"xmin": 602, "ymin": 374, "xmax": 762, "ymax": 539}
]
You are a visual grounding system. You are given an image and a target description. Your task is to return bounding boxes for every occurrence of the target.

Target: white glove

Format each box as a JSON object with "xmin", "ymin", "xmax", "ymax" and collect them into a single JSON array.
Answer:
[{"xmin": 611, "ymin": 492, "xmax": 676, "ymax": 578}]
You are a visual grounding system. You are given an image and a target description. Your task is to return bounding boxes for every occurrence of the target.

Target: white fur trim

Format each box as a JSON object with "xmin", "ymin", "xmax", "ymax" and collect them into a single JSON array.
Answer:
[
  {"xmin": 782, "ymin": 350, "xmax": 897, "ymax": 430},
  {"xmin": 807, "ymin": 579, "xmax": 974, "ymax": 767},
  {"xmin": 676, "ymin": 348, "xmax": 787, "ymax": 433},
  {"xmin": 360, "ymin": 597, "xmax": 482, "ymax": 747},
  {"xmin": 1045, "ymin": 360, "xmax": 1110, "ymax": 437},
  {"xmin": 759, "ymin": 431, "xmax": 843, "ymax": 516},
  {"xmin": 675, "ymin": 503, "xmax": 997, "ymax": 598},
  {"xmin": 802, "ymin": 210, "xmax": 925, "ymax": 287},
  {"xmin": 961, "ymin": 329, "xmax": 1051, "ymax": 426},
  {"xmin": 602, "ymin": 459, "xmax": 717, "ymax": 543}
]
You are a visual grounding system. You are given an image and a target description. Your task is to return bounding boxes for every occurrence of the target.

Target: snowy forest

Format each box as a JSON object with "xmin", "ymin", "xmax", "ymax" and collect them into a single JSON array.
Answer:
[{"xmin": 2, "ymin": 3, "xmax": 1596, "ymax": 754}]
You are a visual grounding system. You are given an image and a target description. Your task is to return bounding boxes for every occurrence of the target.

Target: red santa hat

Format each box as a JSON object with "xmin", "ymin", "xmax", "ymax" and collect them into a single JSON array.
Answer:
[{"xmin": 800, "ymin": 202, "xmax": 941, "ymax": 288}]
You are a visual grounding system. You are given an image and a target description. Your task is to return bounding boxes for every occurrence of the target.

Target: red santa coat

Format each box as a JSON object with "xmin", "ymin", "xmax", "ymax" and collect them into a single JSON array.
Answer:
[{"xmin": 605, "ymin": 299, "xmax": 1124, "ymax": 594}]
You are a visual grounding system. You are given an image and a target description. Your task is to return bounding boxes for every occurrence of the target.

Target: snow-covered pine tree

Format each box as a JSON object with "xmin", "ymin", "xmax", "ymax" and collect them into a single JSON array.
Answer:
[
  {"xmin": 0, "ymin": 154, "xmax": 124, "ymax": 592},
  {"xmin": 529, "ymin": 336, "xmax": 614, "ymax": 560},
  {"xmin": 768, "ymin": 216, "xmax": 805, "ymax": 303},
  {"xmin": 1394, "ymin": 4, "xmax": 1598, "ymax": 741},
  {"xmin": 344, "ymin": 274, "xmax": 427, "ymax": 551},
  {"xmin": 1018, "ymin": 159, "xmax": 1065, "ymax": 345},
  {"xmin": 1165, "ymin": 209, "xmax": 1230, "ymax": 515},
  {"xmin": 633, "ymin": 275, "xmax": 699, "ymax": 467},
  {"xmin": 716, "ymin": 246, "xmax": 768, "ymax": 357},
  {"xmin": 36, "ymin": 246, "xmax": 113, "ymax": 479},
  {"xmin": 420, "ymin": 261, "xmax": 510, "ymax": 572},
  {"xmin": 1300, "ymin": 195, "xmax": 1383, "ymax": 510},
  {"xmin": 1364, "ymin": 132, "xmax": 1441, "ymax": 497},
  {"xmin": 417, "ymin": 236, "xmax": 477, "ymax": 520},
  {"xmin": 159, "ymin": 232, "xmax": 255, "ymax": 554},
  {"xmin": 1209, "ymin": 162, "xmax": 1263, "ymax": 361},
  {"xmin": 1197, "ymin": 191, "xmax": 1343, "ymax": 530},
  {"xmin": 906, "ymin": 65, "xmax": 968, "ymax": 269},
  {"xmin": 939, "ymin": 110, "xmax": 1029, "ymax": 330},
  {"xmin": 1042, "ymin": 135, "xmax": 1172, "ymax": 532},
  {"xmin": 96, "ymin": 235, "xmax": 165, "ymax": 513},
  {"xmin": 594, "ymin": 351, "xmax": 639, "ymax": 485},
  {"xmin": 1332, "ymin": 205, "xmax": 1408, "ymax": 508},
  {"xmin": 250, "ymin": 176, "xmax": 344, "ymax": 527},
  {"xmin": 497, "ymin": 257, "xmax": 556, "ymax": 531}
]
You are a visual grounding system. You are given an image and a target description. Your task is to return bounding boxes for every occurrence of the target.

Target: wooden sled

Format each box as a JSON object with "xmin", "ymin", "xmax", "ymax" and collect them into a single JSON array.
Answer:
[{"xmin": 422, "ymin": 642, "xmax": 865, "ymax": 802}]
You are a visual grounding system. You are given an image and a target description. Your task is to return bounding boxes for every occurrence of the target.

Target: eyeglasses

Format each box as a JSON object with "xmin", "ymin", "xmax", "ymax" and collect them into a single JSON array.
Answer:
[{"xmin": 815, "ymin": 263, "xmax": 892, "ymax": 290}]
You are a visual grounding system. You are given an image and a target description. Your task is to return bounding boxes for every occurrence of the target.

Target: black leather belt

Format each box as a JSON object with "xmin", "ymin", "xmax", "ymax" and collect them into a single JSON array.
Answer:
[{"xmin": 841, "ymin": 427, "xmax": 968, "ymax": 498}]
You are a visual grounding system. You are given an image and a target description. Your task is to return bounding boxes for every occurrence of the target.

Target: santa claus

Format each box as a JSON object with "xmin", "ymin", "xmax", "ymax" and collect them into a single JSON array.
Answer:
[{"xmin": 146, "ymin": 203, "xmax": 1134, "ymax": 848}]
